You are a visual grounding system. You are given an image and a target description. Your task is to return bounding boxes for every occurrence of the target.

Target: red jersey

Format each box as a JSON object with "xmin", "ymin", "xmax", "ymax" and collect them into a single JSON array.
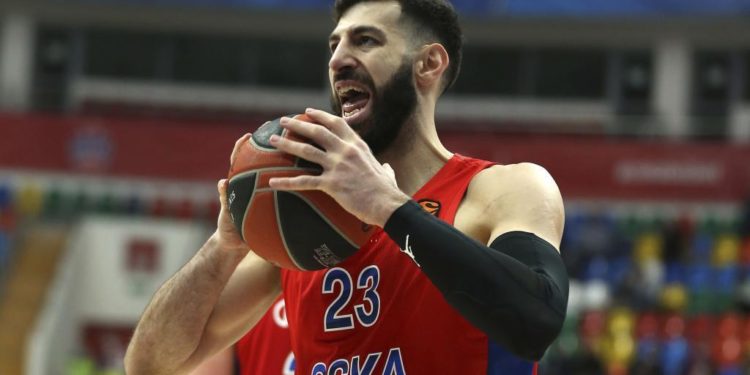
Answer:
[
  {"xmin": 235, "ymin": 297, "xmax": 295, "ymax": 375},
  {"xmin": 282, "ymin": 154, "xmax": 537, "ymax": 375}
]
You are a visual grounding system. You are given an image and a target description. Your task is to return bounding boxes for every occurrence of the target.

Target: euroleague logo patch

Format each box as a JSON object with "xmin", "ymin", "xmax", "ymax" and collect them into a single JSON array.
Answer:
[{"xmin": 418, "ymin": 199, "xmax": 441, "ymax": 217}]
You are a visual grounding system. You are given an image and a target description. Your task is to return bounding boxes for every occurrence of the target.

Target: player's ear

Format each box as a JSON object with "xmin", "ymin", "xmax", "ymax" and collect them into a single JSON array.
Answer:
[{"xmin": 414, "ymin": 43, "xmax": 449, "ymax": 91}]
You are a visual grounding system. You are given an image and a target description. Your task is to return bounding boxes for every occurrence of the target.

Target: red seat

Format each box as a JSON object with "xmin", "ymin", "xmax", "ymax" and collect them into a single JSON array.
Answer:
[
  {"xmin": 662, "ymin": 313, "xmax": 686, "ymax": 341},
  {"xmin": 739, "ymin": 237, "xmax": 750, "ymax": 266},
  {"xmin": 686, "ymin": 315, "xmax": 715, "ymax": 345},
  {"xmin": 711, "ymin": 336, "xmax": 742, "ymax": 368},
  {"xmin": 717, "ymin": 313, "xmax": 742, "ymax": 340},
  {"xmin": 579, "ymin": 310, "xmax": 607, "ymax": 351},
  {"xmin": 636, "ymin": 311, "xmax": 660, "ymax": 339},
  {"xmin": 741, "ymin": 316, "xmax": 750, "ymax": 343}
]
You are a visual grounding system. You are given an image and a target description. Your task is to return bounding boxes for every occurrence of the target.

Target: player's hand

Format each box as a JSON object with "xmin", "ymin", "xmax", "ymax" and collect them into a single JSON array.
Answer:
[
  {"xmin": 211, "ymin": 134, "xmax": 253, "ymax": 255},
  {"xmin": 267, "ymin": 108, "xmax": 409, "ymax": 227}
]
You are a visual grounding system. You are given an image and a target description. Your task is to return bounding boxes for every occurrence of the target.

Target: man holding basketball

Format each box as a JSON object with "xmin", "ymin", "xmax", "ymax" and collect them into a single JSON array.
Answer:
[{"xmin": 126, "ymin": 1, "xmax": 568, "ymax": 374}]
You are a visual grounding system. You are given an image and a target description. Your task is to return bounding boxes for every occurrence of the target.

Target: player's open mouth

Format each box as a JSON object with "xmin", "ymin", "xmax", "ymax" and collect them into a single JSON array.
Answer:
[{"xmin": 336, "ymin": 81, "xmax": 372, "ymax": 124}]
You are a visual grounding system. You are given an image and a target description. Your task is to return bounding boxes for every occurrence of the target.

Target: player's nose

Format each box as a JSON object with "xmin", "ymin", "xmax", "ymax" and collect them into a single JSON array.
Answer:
[{"xmin": 328, "ymin": 43, "xmax": 358, "ymax": 72}]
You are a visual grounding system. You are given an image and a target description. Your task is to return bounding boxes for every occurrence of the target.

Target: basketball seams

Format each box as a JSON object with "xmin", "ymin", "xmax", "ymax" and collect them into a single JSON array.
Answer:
[
  {"xmin": 273, "ymin": 190, "xmax": 307, "ymax": 271},
  {"xmin": 229, "ymin": 169, "xmax": 259, "ymax": 183},
  {"xmin": 248, "ymin": 124, "xmax": 283, "ymax": 152},
  {"xmin": 281, "ymin": 191, "xmax": 360, "ymax": 251},
  {"xmin": 248, "ymin": 125, "xmax": 294, "ymax": 152},
  {"xmin": 240, "ymin": 172, "xmax": 259, "ymax": 243},
  {"xmin": 245, "ymin": 123, "xmax": 321, "ymax": 174}
]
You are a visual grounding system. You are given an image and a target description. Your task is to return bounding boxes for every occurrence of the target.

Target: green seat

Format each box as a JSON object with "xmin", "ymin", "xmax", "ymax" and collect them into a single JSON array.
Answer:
[{"xmin": 43, "ymin": 188, "xmax": 63, "ymax": 218}]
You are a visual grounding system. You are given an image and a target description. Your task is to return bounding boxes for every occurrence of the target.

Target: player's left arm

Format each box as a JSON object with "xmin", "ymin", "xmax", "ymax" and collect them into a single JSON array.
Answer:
[{"xmin": 383, "ymin": 163, "xmax": 568, "ymax": 361}]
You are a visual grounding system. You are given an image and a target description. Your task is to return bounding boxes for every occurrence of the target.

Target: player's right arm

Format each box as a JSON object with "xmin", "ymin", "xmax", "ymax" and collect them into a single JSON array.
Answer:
[
  {"xmin": 125, "ymin": 135, "xmax": 281, "ymax": 375},
  {"xmin": 188, "ymin": 345, "xmax": 235, "ymax": 375}
]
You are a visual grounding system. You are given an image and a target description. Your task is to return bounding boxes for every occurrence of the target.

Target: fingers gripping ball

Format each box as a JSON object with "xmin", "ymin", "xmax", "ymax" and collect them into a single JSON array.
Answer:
[{"xmin": 226, "ymin": 114, "xmax": 376, "ymax": 270}]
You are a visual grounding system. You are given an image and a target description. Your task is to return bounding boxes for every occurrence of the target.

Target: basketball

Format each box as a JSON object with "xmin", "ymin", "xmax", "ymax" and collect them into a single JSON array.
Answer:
[{"xmin": 226, "ymin": 114, "xmax": 376, "ymax": 270}]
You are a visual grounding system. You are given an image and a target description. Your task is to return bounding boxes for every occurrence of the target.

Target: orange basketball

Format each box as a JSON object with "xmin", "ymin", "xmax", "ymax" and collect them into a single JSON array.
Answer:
[{"xmin": 226, "ymin": 114, "xmax": 376, "ymax": 270}]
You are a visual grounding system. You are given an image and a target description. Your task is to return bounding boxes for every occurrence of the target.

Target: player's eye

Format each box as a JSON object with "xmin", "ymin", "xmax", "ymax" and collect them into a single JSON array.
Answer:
[
  {"xmin": 329, "ymin": 42, "xmax": 339, "ymax": 53},
  {"xmin": 357, "ymin": 36, "xmax": 378, "ymax": 47}
]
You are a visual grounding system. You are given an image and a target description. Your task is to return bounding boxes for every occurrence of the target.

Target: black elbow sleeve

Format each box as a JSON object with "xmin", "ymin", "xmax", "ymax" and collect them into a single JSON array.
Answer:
[
  {"xmin": 448, "ymin": 232, "xmax": 569, "ymax": 360},
  {"xmin": 384, "ymin": 201, "xmax": 569, "ymax": 361}
]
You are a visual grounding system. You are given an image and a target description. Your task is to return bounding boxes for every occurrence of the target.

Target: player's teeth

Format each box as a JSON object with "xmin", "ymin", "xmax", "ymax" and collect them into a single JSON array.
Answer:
[
  {"xmin": 338, "ymin": 86, "xmax": 364, "ymax": 96},
  {"xmin": 344, "ymin": 108, "xmax": 361, "ymax": 117}
]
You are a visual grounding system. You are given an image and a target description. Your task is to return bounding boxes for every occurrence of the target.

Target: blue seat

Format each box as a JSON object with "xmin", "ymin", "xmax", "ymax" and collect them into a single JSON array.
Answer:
[
  {"xmin": 635, "ymin": 337, "xmax": 659, "ymax": 362},
  {"xmin": 664, "ymin": 262, "xmax": 686, "ymax": 284},
  {"xmin": 583, "ymin": 255, "xmax": 609, "ymax": 282},
  {"xmin": 605, "ymin": 256, "xmax": 630, "ymax": 287},
  {"xmin": 690, "ymin": 232, "xmax": 714, "ymax": 262},
  {"xmin": 0, "ymin": 182, "xmax": 11, "ymax": 212},
  {"xmin": 561, "ymin": 211, "xmax": 586, "ymax": 251},
  {"xmin": 713, "ymin": 266, "xmax": 739, "ymax": 293},
  {"xmin": 660, "ymin": 337, "xmax": 688, "ymax": 375},
  {"xmin": 687, "ymin": 264, "xmax": 712, "ymax": 292},
  {"xmin": 717, "ymin": 367, "xmax": 742, "ymax": 375}
]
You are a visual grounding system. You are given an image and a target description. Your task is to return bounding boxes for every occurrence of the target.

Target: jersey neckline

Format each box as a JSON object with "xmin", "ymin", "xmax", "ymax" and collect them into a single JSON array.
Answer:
[{"xmin": 410, "ymin": 153, "xmax": 463, "ymax": 199}]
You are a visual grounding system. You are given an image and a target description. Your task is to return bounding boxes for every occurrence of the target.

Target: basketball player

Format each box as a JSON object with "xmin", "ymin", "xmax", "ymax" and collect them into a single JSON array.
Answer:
[
  {"xmin": 190, "ymin": 297, "xmax": 294, "ymax": 375},
  {"xmin": 125, "ymin": 1, "xmax": 568, "ymax": 374}
]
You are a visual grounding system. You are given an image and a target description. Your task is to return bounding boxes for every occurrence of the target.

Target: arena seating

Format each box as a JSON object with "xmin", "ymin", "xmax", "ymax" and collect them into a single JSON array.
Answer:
[
  {"xmin": 1, "ymin": 177, "xmax": 749, "ymax": 374},
  {"xmin": 542, "ymin": 204, "xmax": 750, "ymax": 374}
]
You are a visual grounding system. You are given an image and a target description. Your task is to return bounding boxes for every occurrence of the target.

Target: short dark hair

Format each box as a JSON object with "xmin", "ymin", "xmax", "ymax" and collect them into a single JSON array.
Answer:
[{"xmin": 333, "ymin": 0, "xmax": 463, "ymax": 93}]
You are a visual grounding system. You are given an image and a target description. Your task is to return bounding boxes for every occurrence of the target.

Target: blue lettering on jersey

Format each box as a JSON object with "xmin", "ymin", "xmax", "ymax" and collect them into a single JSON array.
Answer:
[
  {"xmin": 309, "ymin": 348, "xmax": 406, "ymax": 375},
  {"xmin": 486, "ymin": 340, "xmax": 534, "ymax": 374},
  {"xmin": 354, "ymin": 265, "xmax": 381, "ymax": 327},
  {"xmin": 283, "ymin": 351, "xmax": 295, "ymax": 375},
  {"xmin": 351, "ymin": 352, "xmax": 381, "ymax": 375},
  {"xmin": 323, "ymin": 267, "xmax": 382, "ymax": 332},
  {"xmin": 322, "ymin": 268, "xmax": 355, "ymax": 331},
  {"xmin": 382, "ymin": 348, "xmax": 406, "ymax": 375},
  {"xmin": 329, "ymin": 359, "xmax": 349, "ymax": 375},
  {"xmin": 312, "ymin": 362, "xmax": 327, "ymax": 375}
]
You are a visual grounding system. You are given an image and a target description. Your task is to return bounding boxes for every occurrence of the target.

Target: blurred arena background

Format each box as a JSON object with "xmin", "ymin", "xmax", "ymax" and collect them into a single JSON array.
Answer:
[{"xmin": 1, "ymin": 0, "xmax": 750, "ymax": 374}]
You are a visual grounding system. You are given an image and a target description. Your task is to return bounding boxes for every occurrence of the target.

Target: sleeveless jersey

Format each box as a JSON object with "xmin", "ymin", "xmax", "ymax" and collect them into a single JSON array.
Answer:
[
  {"xmin": 235, "ymin": 297, "xmax": 295, "ymax": 375},
  {"xmin": 281, "ymin": 154, "xmax": 538, "ymax": 375}
]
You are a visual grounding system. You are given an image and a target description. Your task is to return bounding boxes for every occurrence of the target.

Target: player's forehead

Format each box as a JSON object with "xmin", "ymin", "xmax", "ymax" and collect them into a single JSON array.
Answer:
[{"xmin": 330, "ymin": 2, "xmax": 404, "ymax": 41}]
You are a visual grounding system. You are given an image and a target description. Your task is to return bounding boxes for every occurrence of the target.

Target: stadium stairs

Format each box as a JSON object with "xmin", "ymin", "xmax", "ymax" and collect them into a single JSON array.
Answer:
[{"xmin": 0, "ymin": 226, "xmax": 68, "ymax": 375}]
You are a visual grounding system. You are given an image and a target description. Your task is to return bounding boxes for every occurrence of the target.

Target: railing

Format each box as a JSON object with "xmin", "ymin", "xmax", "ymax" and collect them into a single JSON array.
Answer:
[{"xmin": 67, "ymin": 77, "xmax": 750, "ymax": 140}]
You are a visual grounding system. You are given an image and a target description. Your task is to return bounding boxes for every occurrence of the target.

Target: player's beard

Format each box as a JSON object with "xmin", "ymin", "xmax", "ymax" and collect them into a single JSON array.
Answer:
[{"xmin": 330, "ymin": 59, "xmax": 417, "ymax": 156}]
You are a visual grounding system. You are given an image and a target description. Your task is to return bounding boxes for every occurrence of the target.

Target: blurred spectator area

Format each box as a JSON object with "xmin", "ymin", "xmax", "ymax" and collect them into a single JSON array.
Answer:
[
  {"xmin": 542, "ymin": 199, "xmax": 750, "ymax": 375},
  {"xmin": 0, "ymin": 0, "xmax": 745, "ymax": 137},
  {"xmin": 0, "ymin": 172, "xmax": 216, "ymax": 375},
  {"xmin": 1, "ymin": 170, "xmax": 750, "ymax": 374}
]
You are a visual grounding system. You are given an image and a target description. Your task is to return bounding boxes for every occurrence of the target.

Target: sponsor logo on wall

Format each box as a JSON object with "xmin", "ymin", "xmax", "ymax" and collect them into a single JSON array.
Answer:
[{"xmin": 125, "ymin": 238, "xmax": 161, "ymax": 296}]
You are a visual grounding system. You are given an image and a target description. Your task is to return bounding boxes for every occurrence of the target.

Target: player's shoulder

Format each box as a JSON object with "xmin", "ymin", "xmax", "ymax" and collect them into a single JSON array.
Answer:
[
  {"xmin": 466, "ymin": 162, "xmax": 564, "ymax": 246},
  {"xmin": 469, "ymin": 162, "xmax": 560, "ymax": 202}
]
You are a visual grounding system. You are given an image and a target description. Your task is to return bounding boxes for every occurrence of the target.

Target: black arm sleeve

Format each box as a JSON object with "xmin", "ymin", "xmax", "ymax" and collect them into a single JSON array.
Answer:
[{"xmin": 383, "ymin": 200, "xmax": 569, "ymax": 361}]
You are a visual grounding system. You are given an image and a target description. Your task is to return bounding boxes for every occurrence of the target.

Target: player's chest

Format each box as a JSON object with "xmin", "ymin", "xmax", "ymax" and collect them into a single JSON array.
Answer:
[{"xmin": 283, "ymin": 230, "xmax": 437, "ymax": 333}]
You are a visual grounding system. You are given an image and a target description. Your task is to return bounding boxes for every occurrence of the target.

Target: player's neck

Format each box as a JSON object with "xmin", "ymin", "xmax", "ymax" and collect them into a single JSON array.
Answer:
[{"xmin": 378, "ymin": 108, "xmax": 452, "ymax": 197}]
